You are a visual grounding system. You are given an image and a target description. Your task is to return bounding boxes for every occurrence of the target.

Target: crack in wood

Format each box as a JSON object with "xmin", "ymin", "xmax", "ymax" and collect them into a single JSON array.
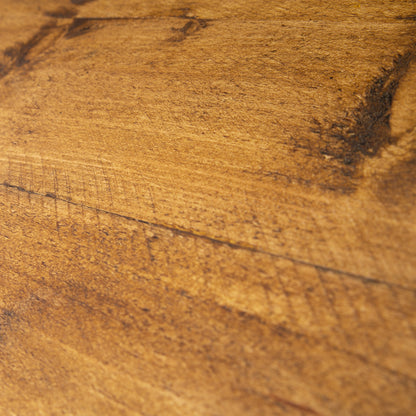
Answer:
[{"xmin": 1, "ymin": 180, "xmax": 413, "ymax": 292}]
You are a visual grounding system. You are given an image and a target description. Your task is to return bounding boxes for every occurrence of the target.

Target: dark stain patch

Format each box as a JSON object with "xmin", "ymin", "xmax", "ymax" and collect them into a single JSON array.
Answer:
[
  {"xmin": 0, "ymin": 309, "xmax": 17, "ymax": 344},
  {"xmin": 319, "ymin": 47, "xmax": 416, "ymax": 173},
  {"xmin": 396, "ymin": 15, "xmax": 416, "ymax": 21},
  {"xmin": 178, "ymin": 289, "xmax": 193, "ymax": 300},
  {"xmin": 0, "ymin": 22, "xmax": 58, "ymax": 78},
  {"xmin": 70, "ymin": 0, "xmax": 96, "ymax": 5},
  {"xmin": 44, "ymin": 6, "xmax": 78, "ymax": 19},
  {"xmin": 168, "ymin": 18, "xmax": 208, "ymax": 42},
  {"xmin": 65, "ymin": 18, "xmax": 100, "ymax": 39},
  {"xmin": 375, "ymin": 153, "xmax": 416, "ymax": 211}
]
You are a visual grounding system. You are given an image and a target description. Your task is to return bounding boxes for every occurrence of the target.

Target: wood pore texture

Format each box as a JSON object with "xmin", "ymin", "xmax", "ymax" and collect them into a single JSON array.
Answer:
[{"xmin": 0, "ymin": 1, "xmax": 415, "ymax": 415}]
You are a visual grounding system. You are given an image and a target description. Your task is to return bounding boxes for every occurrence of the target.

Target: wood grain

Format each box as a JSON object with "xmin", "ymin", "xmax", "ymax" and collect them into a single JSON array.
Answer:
[{"xmin": 0, "ymin": 1, "xmax": 415, "ymax": 415}]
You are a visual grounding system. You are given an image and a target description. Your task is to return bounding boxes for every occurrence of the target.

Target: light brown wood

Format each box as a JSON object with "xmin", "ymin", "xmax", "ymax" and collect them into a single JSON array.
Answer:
[{"xmin": 0, "ymin": 1, "xmax": 415, "ymax": 415}]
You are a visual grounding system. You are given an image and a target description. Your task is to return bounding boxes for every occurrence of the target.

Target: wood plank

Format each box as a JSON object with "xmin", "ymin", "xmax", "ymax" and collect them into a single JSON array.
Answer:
[
  {"xmin": 1, "ymin": 15, "xmax": 415, "ymax": 284},
  {"xmin": 0, "ymin": 1, "xmax": 415, "ymax": 415},
  {"xmin": 76, "ymin": 0, "xmax": 416, "ymax": 21},
  {"xmin": 1, "ymin": 187, "xmax": 415, "ymax": 415}
]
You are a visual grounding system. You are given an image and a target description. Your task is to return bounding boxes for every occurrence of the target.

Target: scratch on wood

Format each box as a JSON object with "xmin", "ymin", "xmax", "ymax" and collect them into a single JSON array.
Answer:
[{"xmin": 0, "ymin": 180, "xmax": 414, "ymax": 291}]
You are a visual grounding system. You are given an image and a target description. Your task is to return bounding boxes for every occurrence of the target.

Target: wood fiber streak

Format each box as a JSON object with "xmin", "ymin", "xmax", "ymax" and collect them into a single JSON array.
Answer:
[{"xmin": 0, "ymin": 1, "xmax": 415, "ymax": 415}]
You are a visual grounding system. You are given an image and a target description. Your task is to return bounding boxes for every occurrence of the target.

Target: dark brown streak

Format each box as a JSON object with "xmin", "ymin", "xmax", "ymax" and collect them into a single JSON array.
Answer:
[
  {"xmin": 71, "ymin": 0, "xmax": 96, "ymax": 5},
  {"xmin": 64, "ymin": 16, "xmax": 214, "ymax": 22},
  {"xmin": 1, "ymin": 181, "xmax": 413, "ymax": 292},
  {"xmin": 1, "ymin": 22, "xmax": 59, "ymax": 78},
  {"xmin": 396, "ymin": 15, "xmax": 416, "ymax": 21},
  {"xmin": 65, "ymin": 16, "xmax": 211, "ymax": 39},
  {"xmin": 168, "ymin": 18, "xmax": 208, "ymax": 42},
  {"xmin": 65, "ymin": 18, "xmax": 99, "ymax": 39},
  {"xmin": 320, "ymin": 45, "xmax": 416, "ymax": 171},
  {"xmin": 44, "ymin": 7, "xmax": 78, "ymax": 19}
]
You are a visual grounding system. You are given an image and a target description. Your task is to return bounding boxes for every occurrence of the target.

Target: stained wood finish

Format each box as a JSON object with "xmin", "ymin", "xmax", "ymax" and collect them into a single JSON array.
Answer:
[{"xmin": 0, "ymin": 1, "xmax": 415, "ymax": 415}]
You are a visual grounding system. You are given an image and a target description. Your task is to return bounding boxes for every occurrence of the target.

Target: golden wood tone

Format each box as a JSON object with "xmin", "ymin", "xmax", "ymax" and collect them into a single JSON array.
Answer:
[{"xmin": 0, "ymin": 1, "xmax": 415, "ymax": 415}]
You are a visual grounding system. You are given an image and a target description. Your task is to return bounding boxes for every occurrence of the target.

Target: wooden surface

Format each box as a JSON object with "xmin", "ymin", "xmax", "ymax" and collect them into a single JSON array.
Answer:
[{"xmin": 0, "ymin": 1, "xmax": 415, "ymax": 415}]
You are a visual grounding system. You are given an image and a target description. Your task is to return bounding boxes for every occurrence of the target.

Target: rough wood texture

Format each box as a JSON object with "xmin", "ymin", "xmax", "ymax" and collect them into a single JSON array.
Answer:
[{"xmin": 0, "ymin": 1, "xmax": 415, "ymax": 415}]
